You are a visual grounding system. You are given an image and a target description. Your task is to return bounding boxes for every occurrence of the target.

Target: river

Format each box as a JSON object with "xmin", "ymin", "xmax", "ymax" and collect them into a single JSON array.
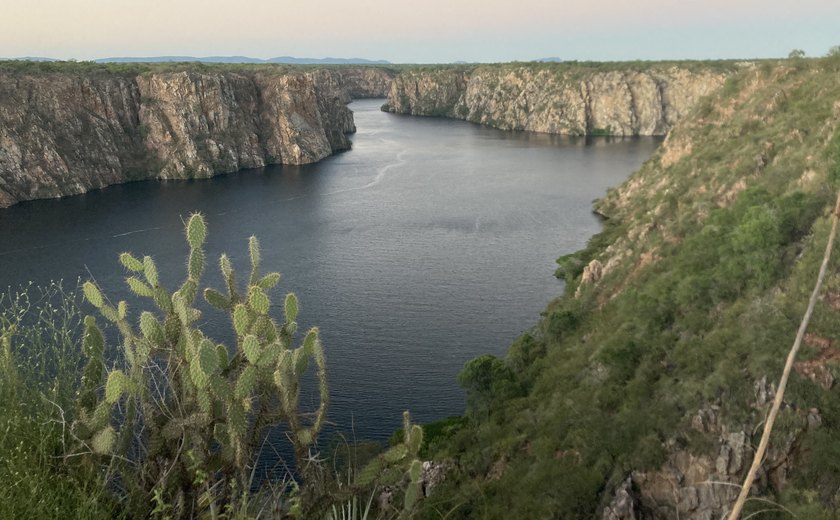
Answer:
[{"xmin": 0, "ymin": 98, "xmax": 659, "ymax": 454}]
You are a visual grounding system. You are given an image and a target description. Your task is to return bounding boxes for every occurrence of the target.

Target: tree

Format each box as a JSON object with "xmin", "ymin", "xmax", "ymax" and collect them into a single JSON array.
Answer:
[{"xmin": 788, "ymin": 49, "xmax": 806, "ymax": 59}]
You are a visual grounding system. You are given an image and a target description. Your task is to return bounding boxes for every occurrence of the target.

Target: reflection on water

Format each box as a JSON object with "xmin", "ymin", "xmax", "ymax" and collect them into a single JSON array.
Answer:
[{"xmin": 0, "ymin": 99, "xmax": 659, "ymax": 451}]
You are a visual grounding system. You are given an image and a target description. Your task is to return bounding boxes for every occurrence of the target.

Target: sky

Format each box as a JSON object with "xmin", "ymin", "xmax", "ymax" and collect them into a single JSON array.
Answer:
[{"xmin": 1, "ymin": 0, "xmax": 839, "ymax": 63}]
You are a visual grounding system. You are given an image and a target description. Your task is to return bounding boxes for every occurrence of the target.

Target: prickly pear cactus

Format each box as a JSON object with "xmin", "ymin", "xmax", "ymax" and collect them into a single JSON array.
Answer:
[
  {"xmin": 356, "ymin": 411, "xmax": 426, "ymax": 518},
  {"xmin": 72, "ymin": 213, "xmax": 330, "ymax": 517}
]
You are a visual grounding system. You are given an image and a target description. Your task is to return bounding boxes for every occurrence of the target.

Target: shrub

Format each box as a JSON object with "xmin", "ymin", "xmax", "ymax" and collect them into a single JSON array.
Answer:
[
  {"xmin": 72, "ymin": 213, "xmax": 329, "ymax": 517},
  {"xmin": 458, "ymin": 355, "xmax": 523, "ymax": 416},
  {"xmin": 0, "ymin": 284, "xmax": 116, "ymax": 518}
]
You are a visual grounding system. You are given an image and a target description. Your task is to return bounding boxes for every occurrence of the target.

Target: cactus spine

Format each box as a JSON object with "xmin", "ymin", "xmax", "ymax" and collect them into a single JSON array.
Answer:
[{"xmin": 72, "ymin": 213, "xmax": 330, "ymax": 517}]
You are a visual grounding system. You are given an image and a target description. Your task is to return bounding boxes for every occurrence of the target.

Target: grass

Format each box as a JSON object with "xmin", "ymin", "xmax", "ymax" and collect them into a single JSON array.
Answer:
[
  {"xmin": 416, "ymin": 59, "xmax": 840, "ymax": 518},
  {"xmin": 0, "ymin": 282, "xmax": 117, "ymax": 518}
]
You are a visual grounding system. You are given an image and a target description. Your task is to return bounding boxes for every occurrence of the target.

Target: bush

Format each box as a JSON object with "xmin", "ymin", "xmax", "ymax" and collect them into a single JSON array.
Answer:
[
  {"xmin": 0, "ymin": 284, "xmax": 116, "ymax": 518},
  {"xmin": 70, "ymin": 213, "xmax": 330, "ymax": 517},
  {"xmin": 458, "ymin": 355, "xmax": 523, "ymax": 416}
]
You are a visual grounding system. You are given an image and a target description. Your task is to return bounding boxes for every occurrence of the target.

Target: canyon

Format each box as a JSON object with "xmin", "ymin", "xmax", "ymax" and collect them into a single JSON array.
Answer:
[{"xmin": 0, "ymin": 62, "xmax": 731, "ymax": 207}]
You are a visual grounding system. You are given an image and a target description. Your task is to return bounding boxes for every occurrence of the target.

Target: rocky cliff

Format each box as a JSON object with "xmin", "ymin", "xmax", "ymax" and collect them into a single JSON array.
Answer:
[
  {"xmin": 384, "ymin": 64, "xmax": 733, "ymax": 136},
  {"xmin": 0, "ymin": 65, "xmax": 395, "ymax": 207}
]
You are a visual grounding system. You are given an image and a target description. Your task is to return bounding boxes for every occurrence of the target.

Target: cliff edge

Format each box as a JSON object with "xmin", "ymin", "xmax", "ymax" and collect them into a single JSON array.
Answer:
[
  {"xmin": 0, "ymin": 65, "xmax": 395, "ymax": 207},
  {"xmin": 384, "ymin": 63, "xmax": 734, "ymax": 136}
]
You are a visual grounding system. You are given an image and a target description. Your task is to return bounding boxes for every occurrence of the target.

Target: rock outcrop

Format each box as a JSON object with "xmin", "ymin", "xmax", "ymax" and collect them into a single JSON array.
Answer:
[
  {"xmin": 602, "ymin": 380, "xmax": 819, "ymax": 520},
  {"xmin": 384, "ymin": 65, "xmax": 731, "ymax": 136},
  {"xmin": 0, "ymin": 66, "xmax": 395, "ymax": 207}
]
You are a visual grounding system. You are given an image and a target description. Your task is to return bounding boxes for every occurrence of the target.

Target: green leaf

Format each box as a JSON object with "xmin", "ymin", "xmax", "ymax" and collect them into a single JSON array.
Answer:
[
  {"xmin": 188, "ymin": 249, "xmax": 204, "ymax": 280},
  {"xmin": 210, "ymin": 375, "xmax": 231, "ymax": 401},
  {"xmin": 190, "ymin": 356, "xmax": 210, "ymax": 389},
  {"xmin": 172, "ymin": 291, "xmax": 190, "ymax": 324},
  {"xmin": 242, "ymin": 335, "xmax": 261, "ymax": 364},
  {"xmin": 197, "ymin": 389, "xmax": 212, "ymax": 414},
  {"xmin": 204, "ymin": 288, "xmax": 230, "ymax": 310},
  {"xmin": 228, "ymin": 401, "xmax": 246, "ymax": 437},
  {"xmin": 119, "ymin": 252, "xmax": 144, "ymax": 272},
  {"xmin": 139, "ymin": 311, "xmax": 164, "ymax": 344},
  {"xmin": 235, "ymin": 366, "xmax": 257, "ymax": 399},
  {"xmin": 105, "ymin": 370, "xmax": 127, "ymax": 404},
  {"xmin": 153, "ymin": 286, "xmax": 173, "ymax": 313},
  {"xmin": 117, "ymin": 301, "xmax": 128, "ymax": 320},
  {"xmin": 233, "ymin": 304, "xmax": 251, "ymax": 336},
  {"xmin": 408, "ymin": 459, "xmax": 423, "ymax": 482},
  {"xmin": 220, "ymin": 254, "xmax": 233, "ymax": 279},
  {"xmin": 91, "ymin": 401, "xmax": 112, "ymax": 431},
  {"xmin": 302, "ymin": 328, "xmax": 317, "ymax": 354},
  {"xmin": 297, "ymin": 428, "xmax": 313, "ymax": 446},
  {"xmin": 199, "ymin": 339, "xmax": 219, "ymax": 375},
  {"xmin": 186, "ymin": 213, "xmax": 207, "ymax": 249},
  {"xmin": 83, "ymin": 317, "xmax": 104, "ymax": 358},
  {"xmin": 83, "ymin": 282, "xmax": 104, "ymax": 308},
  {"xmin": 249, "ymin": 287, "xmax": 270, "ymax": 314},
  {"xmin": 143, "ymin": 256, "xmax": 159, "ymax": 286},
  {"xmin": 284, "ymin": 293, "xmax": 299, "ymax": 323},
  {"xmin": 293, "ymin": 348, "xmax": 309, "ymax": 374},
  {"xmin": 248, "ymin": 236, "xmax": 261, "ymax": 277},
  {"xmin": 383, "ymin": 444, "xmax": 408, "ymax": 463},
  {"xmin": 404, "ymin": 477, "xmax": 420, "ymax": 512},
  {"xmin": 258, "ymin": 341, "xmax": 283, "ymax": 368},
  {"xmin": 277, "ymin": 350, "xmax": 293, "ymax": 376},
  {"xmin": 216, "ymin": 344, "xmax": 229, "ymax": 370},
  {"xmin": 179, "ymin": 279, "xmax": 197, "ymax": 304},
  {"xmin": 408, "ymin": 425, "xmax": 424, "ymax": 455},
  {"xmin": 356, "ymin": 457, "xmax": 385, "ymax": 486},
  {"xmin": 127, "ymin": 276, "xmax": 154, "ymax": 297},
  {"xmin": 100, "ymin": 304, "xmax": 119, "ymax": 323},
  {"xmin": 258, "ymin": 272, "xmax": 281, "ymax": 290},
  {"xmin": 91, "ymin": 426, "xmax": 116, "ymax": 455}
]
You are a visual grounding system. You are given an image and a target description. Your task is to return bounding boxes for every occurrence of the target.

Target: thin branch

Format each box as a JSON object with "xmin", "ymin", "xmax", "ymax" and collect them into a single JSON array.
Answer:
[{"xmin": 728, "ymin": 192, "xmax": 840, "ymax": 519}]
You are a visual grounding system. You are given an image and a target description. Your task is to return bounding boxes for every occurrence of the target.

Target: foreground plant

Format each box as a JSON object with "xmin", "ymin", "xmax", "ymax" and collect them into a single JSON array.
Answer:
[{"xmin": 71, "ymin": 213, "xmax": 328, "ymax": 517}]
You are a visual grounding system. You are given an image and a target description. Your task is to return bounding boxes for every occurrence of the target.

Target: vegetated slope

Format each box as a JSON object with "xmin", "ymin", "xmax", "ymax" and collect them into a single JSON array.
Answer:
[
  {"xmin": 0, "ymin": 63, "xmax": 395, "ymax": 207},
  {"xmin": 421, "ymin": 59, "xmax": 840, "ymax": 519},
  {"xmin": 383, "ymin": 61, "xmax": 738, "ymax": 136}
]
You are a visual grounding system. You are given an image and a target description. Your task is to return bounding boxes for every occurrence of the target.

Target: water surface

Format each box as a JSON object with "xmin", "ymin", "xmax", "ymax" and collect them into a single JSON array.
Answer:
[{"xmin": 0, "ymin": 99, "xmax": 658, "ymax": 447}]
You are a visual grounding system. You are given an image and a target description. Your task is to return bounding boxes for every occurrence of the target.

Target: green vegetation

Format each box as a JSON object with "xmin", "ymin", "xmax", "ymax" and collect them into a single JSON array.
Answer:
[
  {"xmin": 0, "ymin": 283, "xmax": 116, "ymax": 518},
  {"xmin": 0, "ymin": 217, "xmax": 427, "ymax": 518},
  {"xmin": 6, "ymin": 54, "xmax": 840, "ymax": 517},
  {"xmin": 413, "ymin": 58, "xmax": 840, "ymax": 518}
]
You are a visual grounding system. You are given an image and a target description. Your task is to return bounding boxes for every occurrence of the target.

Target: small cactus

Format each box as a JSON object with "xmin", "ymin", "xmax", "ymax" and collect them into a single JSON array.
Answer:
[
  {"xmin": 72, "ymin": 213, "xmax": 332, "ymax": 517},
  {"xmin": 355, "ymin": 410, "xmax": 426, "ymax": 518}
]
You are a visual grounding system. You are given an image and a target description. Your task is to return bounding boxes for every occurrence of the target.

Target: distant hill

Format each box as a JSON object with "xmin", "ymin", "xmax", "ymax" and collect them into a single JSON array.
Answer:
[
  {"xmin": 0, "ymin": 57, "xmax": 58, "ymax": 62},
  {"xmin": 534, "ymin": 57, "xmax": 563, "ymax": 62},
  {"xmin": 94, "ymin": 56, "xmax": 391, "ymax": 65}
]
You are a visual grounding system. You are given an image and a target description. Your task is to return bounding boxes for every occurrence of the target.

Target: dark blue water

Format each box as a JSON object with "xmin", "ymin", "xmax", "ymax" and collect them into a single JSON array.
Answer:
[{"xmin": 0, "ymin": 99, "xmax": 658, "ymax": 450}]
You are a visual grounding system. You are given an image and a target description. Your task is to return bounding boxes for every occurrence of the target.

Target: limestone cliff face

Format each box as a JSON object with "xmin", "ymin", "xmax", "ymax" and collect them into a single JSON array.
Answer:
[
  {"xmin": 322, "ymin": 67, "xmax": 396, "ymax": 99},
  {"xmin": 384, "ymin": 65, "xmax": 729, "ymax": 136},
  {"xmin": 0, "ymin": 67, "xmax": 395, "ymax": 207},
  {"xmin": 0, "ymin": 73, "xmax": 145, "ymax": 207}
]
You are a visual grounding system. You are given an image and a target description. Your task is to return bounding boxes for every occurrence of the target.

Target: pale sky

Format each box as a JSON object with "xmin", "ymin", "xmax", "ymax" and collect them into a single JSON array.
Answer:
[{"xmin": 1, "ymin": 0, "xmax": 839, "ymax": 62}]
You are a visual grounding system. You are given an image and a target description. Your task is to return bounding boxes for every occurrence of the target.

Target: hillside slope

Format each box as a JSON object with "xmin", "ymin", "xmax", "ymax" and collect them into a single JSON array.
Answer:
[{"xmin": 421, "ymin": 59, "xmax": 840, "ymax": 519}]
